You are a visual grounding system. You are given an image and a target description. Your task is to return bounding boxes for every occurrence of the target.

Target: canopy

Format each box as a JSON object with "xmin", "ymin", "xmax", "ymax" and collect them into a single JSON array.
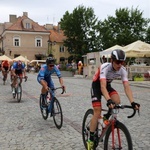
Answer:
[
  {"xmin": 13, "ymin": 55, "xmax": 30, "ymax": 62},
  {"xmin": 0, "ymin": 55, "xmax": 13, "ymax": 62},
  {"xmin": 99, "ymin": 45, "xmax": 123, "ymax": 59},
  {"xmin": 123, "ymin": 40, "xmax": 150, "ymax": 57},
  {"xmin": 29, "ymin": 60, "xmax": 46, "ymax": 64}
]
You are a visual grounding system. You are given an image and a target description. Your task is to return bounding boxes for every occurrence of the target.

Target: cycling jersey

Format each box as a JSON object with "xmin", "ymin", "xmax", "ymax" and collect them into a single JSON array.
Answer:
[
  {"xmin": 91, "ymin": 62, "xmax": 128, "ymax": 107},
  {"xmin": 2, "ymin": 61, "xmax": 10, "ymax": 71},
  {"xmin": 93, "ymin": 63, "xmax": 128, "ymax": 83},
  {"xmin": 37, "ymin": 64, "xmax": 61, "ymax": 88},
  {"xmin": 13, "ymin": 62, "xmax": 25, "ymax": 75}
]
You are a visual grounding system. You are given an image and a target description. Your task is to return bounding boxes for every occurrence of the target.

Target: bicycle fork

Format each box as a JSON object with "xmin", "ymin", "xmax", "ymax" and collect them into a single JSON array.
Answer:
[{"xmin": 111, "ymin": 120, "xmax": 122, "ymax": 149}]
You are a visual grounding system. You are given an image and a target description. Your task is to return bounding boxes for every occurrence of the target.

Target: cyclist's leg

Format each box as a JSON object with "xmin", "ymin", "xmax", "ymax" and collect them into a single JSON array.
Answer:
[
  {"xmin": 104, "ymin": 84, "xmax": 121, "ymax": 119},
  {"xmin": 37, "ymin": 77, "xmax": 48, "ymax": 106},
  {"xmin": 87, "ymin": 82, "xmax": 102, "ymax": 148}
]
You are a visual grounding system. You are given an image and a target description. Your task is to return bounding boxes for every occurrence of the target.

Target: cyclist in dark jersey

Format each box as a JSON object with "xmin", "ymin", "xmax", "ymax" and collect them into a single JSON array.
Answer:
[{"xmin": 87, "ymin": 49, "xmax": 140, "ymax": 150}]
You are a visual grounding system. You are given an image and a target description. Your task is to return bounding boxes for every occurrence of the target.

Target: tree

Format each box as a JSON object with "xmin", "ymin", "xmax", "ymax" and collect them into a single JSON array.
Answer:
[
  {"xmin": 98, "ymin": 7, "xmax": 150, "ymax": 50},
  {"xmin": 60, "ymin": 5, "xmax": 101, "ymax": 61}
]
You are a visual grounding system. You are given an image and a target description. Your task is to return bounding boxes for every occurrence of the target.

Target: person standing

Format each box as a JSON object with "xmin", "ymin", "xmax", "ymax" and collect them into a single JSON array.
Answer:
[{"xmin": 78, "ymin": 60, "xmax": 83, "ymax": 75}]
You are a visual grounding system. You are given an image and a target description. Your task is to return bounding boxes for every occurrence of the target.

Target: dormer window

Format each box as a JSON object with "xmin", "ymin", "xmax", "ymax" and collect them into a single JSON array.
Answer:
[
  {"xmin": 26, "ymin": 23, "xmax": 31, "ymax": 29},
  {"xmin": 22, "ymin": 18, "xmax": 32, "ymax": 29}
]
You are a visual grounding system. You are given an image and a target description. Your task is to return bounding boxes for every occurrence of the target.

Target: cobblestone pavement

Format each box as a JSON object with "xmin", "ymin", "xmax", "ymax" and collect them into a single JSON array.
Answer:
[{"xmin": 0, "ymin": 73, "xmax": 149, "ymax": 150}]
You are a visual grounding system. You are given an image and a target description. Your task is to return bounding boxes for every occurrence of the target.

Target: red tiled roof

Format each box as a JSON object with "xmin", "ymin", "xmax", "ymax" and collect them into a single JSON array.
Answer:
[
  {"xmin": 49, "ymin": 27, "xmax": 66, "ymax": 43},
  {"xmin": 7, "ymin": 15, "xmax": 48, "ymax": 32}
]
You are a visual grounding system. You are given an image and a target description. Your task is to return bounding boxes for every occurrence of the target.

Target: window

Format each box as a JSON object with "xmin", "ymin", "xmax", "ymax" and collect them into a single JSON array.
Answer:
[
  {"xmin": 13, "ymin": 36, "xmax": 20, "ymax": 47},
  {"xmin": 26, "ymin": 23, "xmax": 30, "ymax": 29},
  {"xmin": 60, "ymin": 45, "xmax": 65, "ymax": 52},
  {"xmin": 35, "ymin": 37, "xmax": 42, "ymax": 47}
]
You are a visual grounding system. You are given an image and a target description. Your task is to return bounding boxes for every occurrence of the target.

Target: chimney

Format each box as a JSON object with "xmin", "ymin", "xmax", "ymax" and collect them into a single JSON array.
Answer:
[
  {"xmin": 23, "ymin": 12, "xmax": 28, "ymax": 17},
  {"xmin": 9, "ymin": 15, "xmax": 17, "ymax": 23}
]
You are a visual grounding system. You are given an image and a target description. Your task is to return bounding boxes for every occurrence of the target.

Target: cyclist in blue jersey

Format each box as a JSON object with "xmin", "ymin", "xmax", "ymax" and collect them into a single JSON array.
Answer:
[
  {"xmin": 37, "ymin": 57, "xmax": 65, "ymax": 106},
  {"xmin": 11, "ymin": 60, "xmax": 27, "ymax": 93}
]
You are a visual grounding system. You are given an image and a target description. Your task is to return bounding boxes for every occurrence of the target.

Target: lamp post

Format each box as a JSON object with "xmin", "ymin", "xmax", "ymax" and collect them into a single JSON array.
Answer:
[{"xmin": 47, "ymin": 40, "xmax": 56, "ymax": 56}]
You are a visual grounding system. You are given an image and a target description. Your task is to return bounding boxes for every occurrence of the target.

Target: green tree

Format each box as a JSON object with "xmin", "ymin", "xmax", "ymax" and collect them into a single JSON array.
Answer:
[
  {"xmin": 98, "ymin": 7, "xmax": 150, "ymax": 50},
  {"xmin": 60, "ymin": 5, "xmax": 101, "ymax": 61}
]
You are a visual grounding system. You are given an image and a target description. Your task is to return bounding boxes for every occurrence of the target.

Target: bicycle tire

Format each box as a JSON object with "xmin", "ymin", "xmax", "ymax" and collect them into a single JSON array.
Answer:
[
  {"xmin": 52, "ymin": 98, "xmax": 63, "ymax": 129},
  {"xmin": 82, "ymin": 109, "xmax": 99, "ymax": 150},
  {"xmin": 17, "ymin": 85, "xmax": 22, "ymax": 102},
  {"xmin": 104, "ymin": 121, "xmax": 133, "ymax": 150},
  {"xmin": 39, "ymin": 95, "xmax": 48, "ymax": 120}
]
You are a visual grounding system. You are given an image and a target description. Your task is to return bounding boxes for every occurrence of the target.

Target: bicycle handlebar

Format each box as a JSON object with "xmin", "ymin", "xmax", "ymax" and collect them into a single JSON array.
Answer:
[
  {"xmin": 114, "ymin": 104, "xmax": 139, "ymax": 118},
  {"xmin": 51, "ymin": 86, "xmax": 65, "ymax": 94}
]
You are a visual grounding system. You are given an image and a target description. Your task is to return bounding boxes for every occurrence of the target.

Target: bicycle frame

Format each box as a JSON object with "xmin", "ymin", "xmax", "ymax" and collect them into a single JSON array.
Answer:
[
  {"xmin": 99, "ymin": 105, "xmax": 136, "ymax": 149},
  {"xmin": 46, "ymin": 87, "xmax": 65, "ymax": 114}
]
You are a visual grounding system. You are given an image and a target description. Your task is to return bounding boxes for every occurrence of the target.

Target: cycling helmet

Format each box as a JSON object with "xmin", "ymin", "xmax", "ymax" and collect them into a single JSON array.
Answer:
[
  {"xmin": 18, "ymin": 60, "xmax": 22, "ymax": 65},
  {"xmin": 46, "ymin": 57, "xmax": 55, "ymax": 65},
  {"xmin": 111, "ymin": 49, "xmax": 126, "ymax": 61}
]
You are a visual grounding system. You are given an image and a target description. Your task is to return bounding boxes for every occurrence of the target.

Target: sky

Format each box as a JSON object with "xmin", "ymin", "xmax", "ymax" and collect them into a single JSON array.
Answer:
[{"xmin": 0, "ymin": 0, "xmax": 150, "ymax": 25}]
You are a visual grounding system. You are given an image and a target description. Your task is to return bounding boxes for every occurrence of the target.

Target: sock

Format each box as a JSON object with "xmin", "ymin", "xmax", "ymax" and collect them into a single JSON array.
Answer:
[{"xmin": 89, "ymin": 132, "xmax": 94, "ymax": 141}]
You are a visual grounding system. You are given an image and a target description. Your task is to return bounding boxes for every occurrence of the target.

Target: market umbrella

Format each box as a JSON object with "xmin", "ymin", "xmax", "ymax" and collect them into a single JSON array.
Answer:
[
  {"xmin": 13, "ymin": 55, "xmax": 30, "ymax": 62},
  {"xmin": 0, "ymin": 55, "xmax": 13, "ymax": 62},
  {"xmin": 123, "ymin": 40, "xmax": 150, "ymax": 57}
]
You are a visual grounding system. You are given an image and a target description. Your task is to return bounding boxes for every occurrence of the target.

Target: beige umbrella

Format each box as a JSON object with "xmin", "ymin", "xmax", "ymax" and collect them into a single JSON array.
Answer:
[
  {"xmin": 0, "ymin": 55, "xmax": 13, "ymax": 62},
  {"xmin": 123, "ymin": 40, "xmax": 150, "ymax": 57},
  {"xmin": 13, "ymin": 55, "xmax": 30, "ymax": 62}
]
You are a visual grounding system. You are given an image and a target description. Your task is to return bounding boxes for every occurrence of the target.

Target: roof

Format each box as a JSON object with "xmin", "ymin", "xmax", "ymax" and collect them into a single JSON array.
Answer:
[
  {"xmin": 6, "ymin": 15, "xmax": 48, "ymax": 32},
  {"xmin": 49, "ymin": 27, "xmax": 66, "ymax": 43}
]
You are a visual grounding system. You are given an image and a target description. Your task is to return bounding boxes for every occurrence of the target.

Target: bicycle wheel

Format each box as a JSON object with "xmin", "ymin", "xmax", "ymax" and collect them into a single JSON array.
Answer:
[
  {"xmin": 82, "ymin": 109, "xmax": 99, "ymax": 150},
  {"xmin": 39, "ymin": 95, "xmax": 48, "ymax": 120},
  {"xmin": 104, "ymin": 121, "xmax": 133, "ymax": 150},
  {"xmin": 17, "ymin": 85, "xmax": 22, "ymax": 102},
  {"xmin": 52, "ymin": 98, "xmax": 63, "ymax": 129}
]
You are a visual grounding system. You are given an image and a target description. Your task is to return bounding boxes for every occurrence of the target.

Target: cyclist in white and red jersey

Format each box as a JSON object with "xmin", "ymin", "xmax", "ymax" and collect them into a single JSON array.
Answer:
[{"xmin": 87, "ymin": 49, "xmax": 140, "ymax": 150}]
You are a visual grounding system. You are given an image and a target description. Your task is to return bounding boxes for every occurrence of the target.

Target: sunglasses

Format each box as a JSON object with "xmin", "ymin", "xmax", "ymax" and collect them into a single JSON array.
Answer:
[
  {"xmin": 49, "ymin": 64, "xmax": 54, "ymax": 67},
  {"xmin": 115, "ymin": 60, "xmax": 124, "ymax": 65}
]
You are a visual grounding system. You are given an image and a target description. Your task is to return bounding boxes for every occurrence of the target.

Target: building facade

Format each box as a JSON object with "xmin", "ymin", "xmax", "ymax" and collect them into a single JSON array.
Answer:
[{"xmin": 0, "ymin": 12, "xmax": 71, "ymax": 63}]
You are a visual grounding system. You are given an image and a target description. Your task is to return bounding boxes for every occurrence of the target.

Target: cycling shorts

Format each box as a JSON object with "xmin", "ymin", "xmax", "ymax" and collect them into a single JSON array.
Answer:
[
  {"xmin": 15, "ymin": 69, "xmax": 23, "ymax": 77},
  {"xmin": 3, "ymin": 66, "xmax": 9, "ymax": 71},
  {"xmin": 91, "ymin": 81, "xmax": 118, "ymax": 107}
]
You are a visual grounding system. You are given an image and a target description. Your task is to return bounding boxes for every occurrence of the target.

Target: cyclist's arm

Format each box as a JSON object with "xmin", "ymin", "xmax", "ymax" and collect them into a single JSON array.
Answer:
[
  {"xmin": 100, "ymin": 79, "xmax": 111, "ymax": 101},
  {"xmin": 59, "ymin": 77, "xmax": 64, "ymax": 87},
  {"xmin": 22, "ymin": 68, "xmax": 26, "ymax": 77},
  {"xmin": 123, "ymin": 82, "xmax": 134, "ymax": 104}
]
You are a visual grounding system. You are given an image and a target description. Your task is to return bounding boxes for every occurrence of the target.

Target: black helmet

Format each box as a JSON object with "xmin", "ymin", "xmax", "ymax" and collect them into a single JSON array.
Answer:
[
  {"xmin": 46, "ymin": 57, "xmax": 55, "ymax": 65},
  {"xmin": 111, "ymin": 49, "xmax": 126, "ymax": 61}
]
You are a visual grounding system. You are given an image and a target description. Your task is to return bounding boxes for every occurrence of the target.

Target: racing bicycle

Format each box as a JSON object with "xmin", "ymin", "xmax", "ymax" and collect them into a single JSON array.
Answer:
[
  {"xmin": 82, "ymin": 104, "xmax": 140, "ymax": 150},
  {"xmin": 39, "ymin": 87, "xmax": 65, "ymax": 129},
  {"xmin": 11, "ymin": 76, "xmax": 27, "ymax": 102}
]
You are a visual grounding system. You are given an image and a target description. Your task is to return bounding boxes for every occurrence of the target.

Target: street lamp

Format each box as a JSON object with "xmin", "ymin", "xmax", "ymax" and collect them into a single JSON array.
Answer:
[{"xmin": 47, "ymin": 40, "xmax": 56, "ymax": 56}]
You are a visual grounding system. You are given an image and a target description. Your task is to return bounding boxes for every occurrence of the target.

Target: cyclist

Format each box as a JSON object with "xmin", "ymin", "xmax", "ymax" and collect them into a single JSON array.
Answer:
[
  {"xmin": 37, "ymin": 57, "xmax": 65, "ymax": 106},
  {"xmin": 11, "ymin": 60, "xmax": 27, "ymax": 93},
  {"xmin": 1, "ymin": 60, "xmax": 10, "ymax": 84},
  {"xmin": 87, "ymin": 49, "xmax": 140, "ymax": 150}
]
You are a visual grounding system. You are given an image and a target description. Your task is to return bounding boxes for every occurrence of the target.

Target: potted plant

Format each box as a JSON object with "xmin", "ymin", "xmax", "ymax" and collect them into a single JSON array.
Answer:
[{"xmin": 132, "ymin": 73, "xmax": 144, "ymax": 81}]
